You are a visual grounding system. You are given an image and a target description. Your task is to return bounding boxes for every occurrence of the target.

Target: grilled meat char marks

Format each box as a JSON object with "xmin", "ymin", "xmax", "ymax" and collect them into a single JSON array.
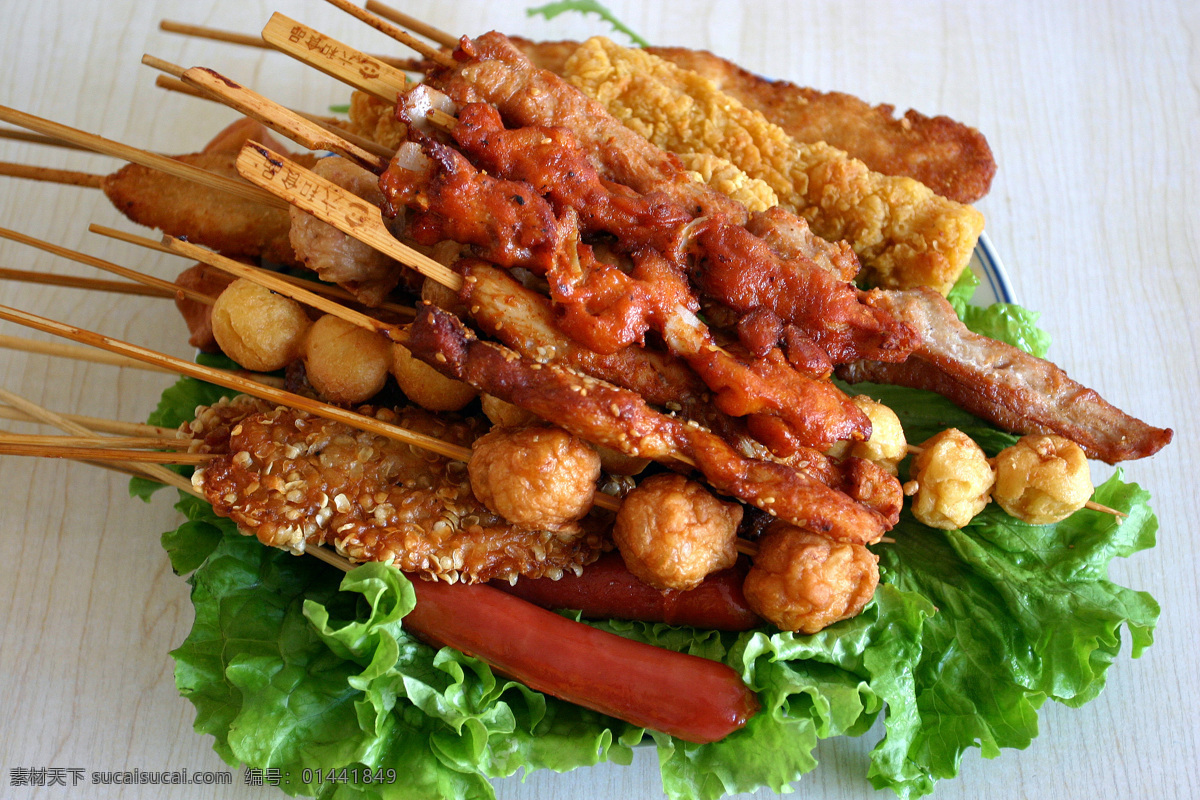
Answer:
[{"xmin": 405, "ymin": 304, "xmax": 895, "ymax": 544}]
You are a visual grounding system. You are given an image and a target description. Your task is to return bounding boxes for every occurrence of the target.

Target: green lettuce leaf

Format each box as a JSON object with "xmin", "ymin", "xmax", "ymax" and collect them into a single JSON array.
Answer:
[{"xmin": 947, "ymin": 269, "xmax": 1052, "ymax": 358}]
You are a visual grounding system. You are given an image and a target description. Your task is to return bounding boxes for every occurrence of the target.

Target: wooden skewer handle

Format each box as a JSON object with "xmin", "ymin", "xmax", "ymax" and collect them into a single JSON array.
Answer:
[
  {"xmin": 0, "ymin": 161, "xmax": 104, "ymax": 188},
  {"xmin": 261, "ymin": 12, "xmax": 408, "ymax": 105},
  {"xmin": 234, "ymin": 140, "xmax": 462, "ymax": 291}
]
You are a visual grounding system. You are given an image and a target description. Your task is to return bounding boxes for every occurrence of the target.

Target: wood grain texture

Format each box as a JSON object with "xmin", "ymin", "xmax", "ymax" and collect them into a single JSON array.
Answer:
[{"xmin": 0, "ymin": 1, "xmax": 1195, "ymax": 799}]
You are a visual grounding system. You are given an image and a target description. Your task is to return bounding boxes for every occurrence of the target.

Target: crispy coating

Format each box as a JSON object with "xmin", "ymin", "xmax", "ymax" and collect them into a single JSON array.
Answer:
[
  {"xmin": 742, "ymin": 523, "xmax": 879, "ymax": 633},
  {"xmin": 191, "ymin": 402, "xmax": 604, "ymax": 583},
  {"xmin": 674, "ymin": 151, "xmax": 778, "ymax": 212},
  {"xmin": 347, "ymin": 90, "xmax": 407, "ymax": 150},
  {"xmin": 511, "ymin": 38, "xmax": 996, "ymax": 204},
  {"xmin": 288, "ymin": 156, "xmax": 405, "ymax": 306},
  {"xmin": 613, "ymin": 473, "xmax": 741, "ymax": 591},
  {"xmin": 992, "ymin": 434, "xmax": 1092, "ymax": 524},
  {"xmin": 103, "ymin": 152, "xmax": 298, "ymax": 267},
  {"xmin": 469, "ymin": 426, "xmax": 601, "ymax": 528},
  {"xmin": 907, "ymin": 428, "xmax": 995, "ymax": 530},
  {"xmin": 826, "ymin": 395, "xmax": 907, "ymax": 475},
  {"xmin": 210, "ymin": 278, "xmax": 312, "ymax": 372},
  {"xmin": 561, "ymin": 37, "xmax": 984, "ymax": 295}
]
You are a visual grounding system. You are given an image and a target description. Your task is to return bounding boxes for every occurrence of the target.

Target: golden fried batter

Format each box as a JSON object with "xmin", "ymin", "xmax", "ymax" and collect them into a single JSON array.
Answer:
[
  {"xmin": 562, "ymin": 37, "xmax": 984, "ymax": 295},
  {"xmin": 190, "ymin": 401, "xmax": 605, "ymax": 583}
]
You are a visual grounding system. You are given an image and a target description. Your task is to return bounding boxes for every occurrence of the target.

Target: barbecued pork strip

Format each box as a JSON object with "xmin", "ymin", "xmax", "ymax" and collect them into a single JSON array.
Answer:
[
  {"xmin": 381, "ymin": 136, "xmax": 873, "ymax": 450},
  {"xmin": 404, "ymin": 303, "xmax": 895, "ymax": 544},
  {"xmin": 440, "ymin": 100, "xmax": 919, "ymax": 365},
  {"xmin": 428, "ymin": 33, "xmax": 865, "ymax": 283},
  {"xmin": 838, "ymin": 288, "xmax": 1173, "ymax": 463}
]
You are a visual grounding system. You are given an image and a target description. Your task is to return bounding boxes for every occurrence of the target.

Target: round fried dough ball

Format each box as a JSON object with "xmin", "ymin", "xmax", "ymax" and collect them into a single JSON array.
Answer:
[
  {"xmin": 210, "ymin": 278, "xmax": 311, "ymax": 372},
  {"xmin": 613, "ymin": 473, "xmax": 742, "ymax": 591},
  {"xmin": 302, "ymin": 314, "xmax": 391, "ymax": 405},
  {"xmin": 825, "ymin": 396, "xmax": 907, "ymax": 475},
  {"xmin": 480, "ymin": 393, "xmax": 539, "ymax": 429},
  {"xmin": 742, "ymin": 523, "xmax": 879, "ymax": 634},
  {"xmin": 992, "ymin": 434, "xmax": 1092, "ymax": 524},
  {"xmin": 906, "ymin": 428, "xmax": 995, "ymax": 529},
  {"xmin": 390, "ymin": 341, "xmax": 478, "ymax": 412},
  {"xmin": 468, "ymin": 426, "xmax": 601, "ymax": 528}
]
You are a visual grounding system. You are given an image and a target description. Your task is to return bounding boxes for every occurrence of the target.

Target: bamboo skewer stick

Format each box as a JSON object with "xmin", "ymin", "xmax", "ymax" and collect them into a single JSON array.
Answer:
[
  {"xmin": 0, "ymin": 333, "xmax": 178, "ymax": 374},
  {"xmin": 177, "ymin": 64, "xmax": 390, "ymax": 171},
  {"xmin": 0, "ymin": 432, "xmax": 190, "ymax": 450},
  {"xmin": 0, "ymin": 266, "xmax": 175, "ymax": 298},
  {"xmin": 158, "ymin": 18, "xmax": 412, "ymax": 69},
  {"xmin": 0, "ymin": 161, "xmax": 105, "ymax": 188},
  {"xmin": 363, "ymin": 0, "xmax": 458, "ymax": 48},
  {"xmin": 235, "ymin": 141, "xmax": 462, "ymax": 291},
  {"xmin": 0, "ymin": 405, "xmax": 175, "ymax": 437},
  {"xmin": 0, "ymin": 225, "xmax": 214, "ymax": 305},
  {"xmin": 320, "ymin": 0, "xmax": 456, "ymax": 68},
  {"xmin": 0, "ymin": 388, "xmax": 199, "ymax": 495},
  {"xmin": 0, "ymin": 127, "xmax": 93, "ymax": 152},
  {"xmin": 261, "ymin": 13, "xmax": 409, "ymax": 105},
  {"xmin": 0, "ymin": 302, "xmax": 475, "ymax": 464},
  {"xmin": 88, "ymin": 224, "xmax": 415, "ymax": 319},
  {"xmin": 0, "ymin": 105, "xmax": 289, "ymax": 210},
  {"xmin": 0, "ymin": 441, "xmax": 214, "ymax": 465},
  {"xmin": 150, "ymin": 75, "xmax": 392, "ymax": 163}
]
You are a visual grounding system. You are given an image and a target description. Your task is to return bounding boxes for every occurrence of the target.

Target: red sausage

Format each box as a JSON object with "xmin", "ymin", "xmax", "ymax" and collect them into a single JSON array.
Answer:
[
  {"xmin": 406, "ymin": 579, "xmax": 760, "ymax": 743},
  {"xmin": 493, "ymin": 553, "xmax": 761, "ymax": 631}
]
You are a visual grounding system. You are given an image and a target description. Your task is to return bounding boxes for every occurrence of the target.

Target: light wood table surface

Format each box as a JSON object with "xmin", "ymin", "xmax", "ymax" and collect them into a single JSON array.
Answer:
[{"xmin": 1, "ymin": 2, "xmax": 1195, "ymax": 798}]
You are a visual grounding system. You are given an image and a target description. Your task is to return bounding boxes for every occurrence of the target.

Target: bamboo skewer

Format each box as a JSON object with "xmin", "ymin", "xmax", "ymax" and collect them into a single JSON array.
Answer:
[
  {"xmin": 0, "ymin": 405, "xmax": 174, "ymax": 437},
  {"xmin": 0, "ymin": 302, "xmax": 476, "ymax": 463},
  {"xmin": 363, "ymin": 0, "xmax": 458, "ymax": 48},
  {"xmin": 0, "ymin": 333, "xmax": 178, "ymax": 374},
  {"xmin": 158, "ymin": 18, "xmax": 412, "ymax": 69},
  {"xmin": 0, "ymin": 127, "xmax": 93, "ymax": 152},
  {"xmin": 177, "ymin": 64, "xmax": 390, "ymax": 171},
  {"xmin": 319, "ymin": 0, "xmax": 456, "ymax": 68},
  {"xmin": 88, "ymin": 224, "xmax": 415, "ymax": 319},
  {"xmin": 0, "ymin": 432, "xmax": 190, "ymax": 450},
  {"xmin": 0, "ymin": 266, "xmax": 175, "ymax": 298},
  {"xmin": 0, "ymin": 161, "xmax": 105, "ymax": 188},
  {"xmin": 0, "ymin": 105, "xmax": 288, "ymax": 210},
  {"xmin": 261, "ymin": 12, "xmax": 409, "ymax": 105},
  {"xmin": 0, "ymin": 225, "xmax": 215, "ymax": 305},
  {"xmin": 0, "ymin": 388, "xmax": 199, "ymax": 495},
  {"xmin": 0, "ymin": 441, "xmax": 214, "ymax": 465},
  {"xmin": 235, "ymin": 141, "xmax": 462, "ymax": 291},
  {"xmin": 150, "ymin": 73, "xmax": 394, "ymax": 162}
]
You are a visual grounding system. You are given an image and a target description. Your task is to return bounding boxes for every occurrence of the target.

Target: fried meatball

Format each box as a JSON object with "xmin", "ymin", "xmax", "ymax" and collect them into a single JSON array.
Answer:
[
  {"xmin": 992, "ymin": 434, "xmax": 1092, "ymax": 524},
  {"xmin": 468, "ymin": 426, "xmax": 601, "ymax": 528},
  {"xmin": 210, "ymin": 277, "xmax": 311, "ymax": 372},
  {"xmin": 612, "ymin": 473, "xmax": 742, "ymax": 591},
  {"xmin": 302, "ymin": 314, "xmax": 392, "ymax": 405},
  {"xmin": 390, "ymin": 340, "xmax": 478, "ymax": 412},
  {"xmin": 906, "ymin": 428, "xmax": 995, "ymax": 529},
  {"xmin": 742, "ymin": 523, "xmax": 879, "ymax": 634}
]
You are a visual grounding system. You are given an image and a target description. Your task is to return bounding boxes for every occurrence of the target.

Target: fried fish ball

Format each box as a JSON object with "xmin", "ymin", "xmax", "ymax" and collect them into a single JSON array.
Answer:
[
  {"xmin": 906, "ymin": 428, "xmax": 995, "ymax": 529},
  {"xmin": 742, "ymin": 523, "xmax": 879, "ymax": 634},
  {"xmin": 302, "ymin": 315, "xmax": 391, "ymax": 405},
  {"xmin": 826, "ymin": 395, "xmax": 907, "ymax": 475},
  {"xmin": 390, "ymin": 340, "xmax": 478, "ymax": 412},
  {"xmin": 209, "ymin": 278, "xmax": 311, "ymax": 372},
  {"xmin": 613, "ymin": 473, "xmax": 742, "ymax": 591},
  {"xmin": 469, "ymin": 426, "xmax": 601, "ymax": 528},
  {"xmin": 992, "ymin": 434, "xmax": 1092, "ymax": 524}
]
